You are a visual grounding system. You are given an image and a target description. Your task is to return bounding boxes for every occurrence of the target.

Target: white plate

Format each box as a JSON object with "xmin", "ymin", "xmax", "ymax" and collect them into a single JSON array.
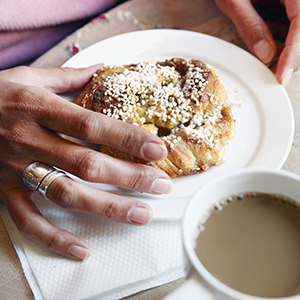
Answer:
[{"xmin": 62, "ymin": 29, "xmax": 294, "ymax": 219}]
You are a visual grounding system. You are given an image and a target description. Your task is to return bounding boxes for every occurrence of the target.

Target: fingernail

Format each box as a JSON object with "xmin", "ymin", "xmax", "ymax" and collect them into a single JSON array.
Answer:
[
  {"xmin": 141, "ymin": 142, "xmax": 168, "ymax": 161},
  {"xmin": 281, "ymin": 68, "xmax": 294, "ymax": 86},
  {"xmin": 150, "ymin": 178, "xmax": 173, "ymax": 194},
  {"xmin": 127, "ymin": 205, "xmax": 153, "ymax": 225},
  {"xmin": 69, "ymin": 245, "xmax": 90, "ymax": 261},
  {"xmin": 253, "ymin": 40, "xmax": 275, "ymax": 64}
]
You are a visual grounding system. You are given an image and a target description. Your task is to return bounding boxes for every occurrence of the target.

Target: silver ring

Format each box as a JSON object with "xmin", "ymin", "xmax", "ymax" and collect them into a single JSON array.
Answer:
[{"xmin": 22, "ymin": 162, "xmax": 66, "ymax": 199}]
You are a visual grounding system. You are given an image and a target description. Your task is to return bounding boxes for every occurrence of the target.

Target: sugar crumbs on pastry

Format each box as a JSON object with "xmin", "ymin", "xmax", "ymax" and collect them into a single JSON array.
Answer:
[{"xmin": 99, "ymin": 60, "xmax": 224, "ymax": 148}]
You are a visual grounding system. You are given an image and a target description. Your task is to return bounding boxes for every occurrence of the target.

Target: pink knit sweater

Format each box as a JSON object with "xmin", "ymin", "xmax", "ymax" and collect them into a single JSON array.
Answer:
[{"xmin": 0, "ymin": 0, "xmax": 121, "ymax": 69}]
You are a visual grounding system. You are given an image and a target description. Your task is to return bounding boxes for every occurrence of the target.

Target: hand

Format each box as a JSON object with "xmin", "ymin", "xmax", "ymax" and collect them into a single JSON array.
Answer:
[
  {"xmin": 214, "ymin": 0, "xmax": 300, "ymax": 85},
  {"xmin": 0, "ymin": 65, "xmax": 172, "ymax": 260}
]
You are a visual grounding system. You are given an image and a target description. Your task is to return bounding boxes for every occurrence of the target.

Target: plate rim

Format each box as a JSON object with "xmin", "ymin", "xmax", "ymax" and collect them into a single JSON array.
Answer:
[{"xmin": 61, "ymin": 28, "xmax": 294, "ymax": 201}]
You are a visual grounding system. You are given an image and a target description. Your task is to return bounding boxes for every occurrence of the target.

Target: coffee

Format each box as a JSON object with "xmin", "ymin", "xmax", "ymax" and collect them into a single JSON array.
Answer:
[{"xmin": 194, "ymin": 192, "xmax": 300, "ymax": 298}]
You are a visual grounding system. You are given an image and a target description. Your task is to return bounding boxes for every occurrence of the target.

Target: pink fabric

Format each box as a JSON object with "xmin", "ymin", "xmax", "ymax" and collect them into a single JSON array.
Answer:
[{"xmin": 0, "ymin": 0, "xmax": 122, "ymax": 69}]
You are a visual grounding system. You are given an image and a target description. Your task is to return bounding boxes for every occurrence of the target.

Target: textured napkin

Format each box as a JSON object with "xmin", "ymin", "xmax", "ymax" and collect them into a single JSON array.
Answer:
[{"xmin": 0, "ymin": 192, "xmax": 189, "ymax": 300}]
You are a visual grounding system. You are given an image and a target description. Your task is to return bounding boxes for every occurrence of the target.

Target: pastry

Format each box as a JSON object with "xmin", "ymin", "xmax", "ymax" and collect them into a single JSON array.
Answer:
[{"xmin": 76, "ymin": 58, "xmax": 235, "ymax": 178}]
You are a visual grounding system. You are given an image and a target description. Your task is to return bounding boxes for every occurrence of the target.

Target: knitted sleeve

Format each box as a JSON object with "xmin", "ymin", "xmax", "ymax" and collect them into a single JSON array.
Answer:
[
  {"xmin": 0, "ymin": 0, "xmax": 122, "ymax": 69},
  {"xmin": 0, "ymin": 0, "xmax": 120, "ymax": 30}
]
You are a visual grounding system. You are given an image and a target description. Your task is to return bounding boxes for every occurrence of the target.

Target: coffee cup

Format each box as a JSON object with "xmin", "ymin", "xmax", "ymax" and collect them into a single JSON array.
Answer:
[{"xmin": 165, "ymin": 168, "xmax": 300, "ymax": 300}]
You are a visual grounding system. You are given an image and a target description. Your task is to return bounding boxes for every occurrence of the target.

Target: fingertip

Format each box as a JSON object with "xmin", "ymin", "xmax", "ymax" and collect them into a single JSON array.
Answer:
[
  {"xmin": 55, "ymin": 234, "xmax": 91, "ymax": 261},
  {"xmin": 54, "ymin": 63, "xmax": 105, "ymax": 93},
  {"xmin": 141, "ymin": 142, "xmax": 168, "ymax": 161},
  {"xmin": 280, "ymin": 67, "xmax": 294, "ymax": 86},
  {"xmin": 215, "ymin": 0, "xmax": 277, "ymax": 66},
  {"xmin": 253, "ymin": 39, "xmax": 276, "ymax": 64},
  {"xmin": 149, "ymin": 178, "xmax": 173, "ymax": 195},
  {"xmin": 68, "ymin": 244, "xmax": 91, "ymax": 261},
  {"xmin": 275, "ymin": 48, "xmax": 295, "ymax": 86},
  {"xmin": 127, "ymin": 203, "xmax": 153, "ymax": 225}
]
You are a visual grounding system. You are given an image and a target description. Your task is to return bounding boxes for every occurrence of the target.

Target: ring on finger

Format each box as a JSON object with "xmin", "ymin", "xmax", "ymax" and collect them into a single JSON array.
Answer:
[{"xmin": 22, "ymin": 162, "xmax": 66, "ymax": 199}]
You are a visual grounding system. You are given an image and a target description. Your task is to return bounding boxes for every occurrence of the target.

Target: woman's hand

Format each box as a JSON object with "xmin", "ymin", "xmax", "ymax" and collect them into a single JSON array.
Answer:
[
  {"xmin": 0, "ymin": 65, "xmax": 172, "ymax": 260},
  {"xmin": 214, "ymin": 0, "xmax": 300, "ymax": 85}
]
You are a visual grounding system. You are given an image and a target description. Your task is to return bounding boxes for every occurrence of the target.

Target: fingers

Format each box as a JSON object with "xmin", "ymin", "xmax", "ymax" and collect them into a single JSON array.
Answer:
[
  {"xmin": 275, "ymin": 0, "xmax": 300, "ymax": 84},
  {"xmin": 215, "ymin": 0, "xmax": 277, "ymax": 64},
  {"xmin": 4, "ymin": 75, "xmax": 167, "ymax": 163},
  {"xmin": 28, "ymin": 129, "xmax": 172, "ymax": 194},
  {"xmin": 46, "ymin": 176, "xmax": 153, "ymax": 225},
  {"xmin": 3, "ymin": 189, "xmax": 90, "ymax": 260},
  {"xmin": 29, "ymin": 88, "xmax": 167, "ymax": 162},
  {"xmin": 1, "ymin": 64, "xmax": 104, "ymax": 94},
  {"xmin": 2, "ymin": 63, "xmax": 168, "ymax": 162},
  {"xmin": 1, "ymin": 65, "xmax": 171, "ymax": 194},
  {"xmin": 37, "ymin": 64, "xmax": 105, "ymax": 93},
  {"xmin": 215, "ymin": 0, "xmax": 300, "ymax": 85},
  {"xmin": 2, "ymin": 176, "xmax": 154, "ymax": 260}
]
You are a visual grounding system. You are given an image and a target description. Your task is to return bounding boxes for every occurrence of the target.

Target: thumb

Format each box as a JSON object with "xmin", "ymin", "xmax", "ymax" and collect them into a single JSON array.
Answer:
[
  {"xmin": 215, "ymin": 0, "xmax": 277, "ymax": 64},
  {"xmin": 3, "ymin": 63, "xmax": 104, "ymax": 94},
  {"xmin": 40, "ymin": 63, "xmax": 105, "ymax": 93}
]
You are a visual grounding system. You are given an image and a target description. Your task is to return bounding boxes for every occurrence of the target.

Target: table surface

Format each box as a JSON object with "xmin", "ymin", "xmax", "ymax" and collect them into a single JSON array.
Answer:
[{"xmin": 1, "ymin": 0, "xmax": 300, "ymax": 299}]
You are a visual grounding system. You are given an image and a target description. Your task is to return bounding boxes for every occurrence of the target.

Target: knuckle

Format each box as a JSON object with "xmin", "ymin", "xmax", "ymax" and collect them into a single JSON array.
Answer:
[
  {"xmin": 9, "ymin": 66, "xmax": 33, "ymax": 81},
  {"xmin": 236, "ymin": 17, "xmax": 262, "ymax": 37},
  {"xmin": 13, "ymin": 85, "xmax": 44, "ymax": 116},
  {"xmin": 14, "ymin": 65, "xmax": 32, "ymax": 74},
  {"xmin": 16, "ymin": 85, "xmax": 38, "ymax": 104},
  {"xmin": 15, "ymin": 210, "xmax": 65, "ymax": 252},
  {"xmin": 119, "ymin": 129, "xmax": 139, "ymax": 153},
  {"xmin": 102, "ymin": 199, "xmax": 120, "ymax": 220},
  {"xmin": 15, "ymin": 213, "xmax": 32, "ymax": 234},
  {"xmin": 76, "ymin": 113, "xmax": 101, "ymax": 141},
  {"xmin": 126, "ymin": 169, "xmax": 147, "ymax": 191},
  {"xmin": 75, "ymin": 151, "xmax": 101, "ymax": 181},
  {"xmin": 50, "ymin": 179, "xmax": 76, "ymax": 209},
  {"xmin": 46, "ymin": 231, "xmax": 64, "ymax": 251},
  {"xmin": 0, "ymin": 121, "xmax": 22, "ymax": 144}
]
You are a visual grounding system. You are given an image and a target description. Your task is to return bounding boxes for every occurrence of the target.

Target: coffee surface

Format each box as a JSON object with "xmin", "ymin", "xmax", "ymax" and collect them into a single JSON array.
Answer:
[{"xmin": 195, "ymin": 192, "xmax": 300, "ymax": 298}]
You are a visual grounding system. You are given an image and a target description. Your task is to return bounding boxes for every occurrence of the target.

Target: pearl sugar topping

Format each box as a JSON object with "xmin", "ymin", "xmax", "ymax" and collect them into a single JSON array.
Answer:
[{"xmin": 99, "ymin": 60, "xmax": 224, "ymax": 148}]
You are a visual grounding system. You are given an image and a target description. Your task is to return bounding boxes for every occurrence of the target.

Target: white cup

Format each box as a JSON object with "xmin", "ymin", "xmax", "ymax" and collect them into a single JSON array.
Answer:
[{"xmin": 165, "ymin": 168, "xmax": 300, "ymax": 300}]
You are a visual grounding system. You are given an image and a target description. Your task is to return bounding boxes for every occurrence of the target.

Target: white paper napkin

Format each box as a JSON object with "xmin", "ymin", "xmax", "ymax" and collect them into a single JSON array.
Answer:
[{"xmin": 0, "ymin": 193, "xmax": 190, "ymax": 300}]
